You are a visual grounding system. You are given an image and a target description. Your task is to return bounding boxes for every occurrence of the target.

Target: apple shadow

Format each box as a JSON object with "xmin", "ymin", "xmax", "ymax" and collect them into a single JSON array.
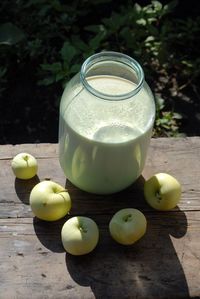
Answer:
[
  {"xmin": 14, "ymin": 175, "xmax": 40, "ymax": 204},
  {"xmin": 64, "ymin": 178, "xmax": 190, "ymax": 299},
  {"xmin": 31, "ymin": 175, "xmax": 146, "ymax": 256},
  {"xmin": 15, "ymin": 176, "xmax": 67, "ymax": 253},
  {"xmin": 33, "ymin": 216, "xmax": 67, "ymax": 253}
]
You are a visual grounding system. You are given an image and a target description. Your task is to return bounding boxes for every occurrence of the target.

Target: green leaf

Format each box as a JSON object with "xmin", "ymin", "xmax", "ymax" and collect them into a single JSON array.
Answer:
[
  {"xmin": 85, "ymin": 24, "xmax": 104, "ymax": 33},
  {"xmin": 103, "ymin": 12, "xmax": 126, "ymax": 31},
  {"xmin": 181, "ymin": 60, "xmax": 193, "ymax": 68},
  {"xmin": 89, "ymin": 31, "xmax": 105, "ymax": 49},
  {"xmin": 134, "ymin": 3, "xmax": 142, "ymax": 13},
  {"xmin": 147, "ymin": 17, "xmax": 158, "ymax": 24},
  {"xmin": 71, "ymin": 35, "xmax": 89, "ymax": 51},
  {"xmin": 152, "ymin": 1, "xmax": 162, "ymax": 11},
  {"xmin": 145, "ymin": 36, "xmax": 155, "ymax": 42},
  {"xmin": 40, "ymin": 63, "xmax": 62, "ymax": 73},
  {"xmin": 70, "ymin": 63, "xmax": 81, "ymax": 74},
  {"xmin": 55, "ymin": 72, "xmax": 65, "ymax": 82},
  {"xmin": 143, "ymin": 5, "xmax": 154, "ymax": 14},
  {"xmin": 51, "ymin": 62, "xmax": 63, "ymax": 72},
  {"xmin": 61, "ymin": 41, "xmax": 78, "ymax": 63},
  {"xmin": 159, "ymin": 118, "xmax": 169, "ymax": 124},
  {"xmin": 155, "ymin": 96, "xmax": 165, "ymax": 110},
  {"xmin": 173, "ymin": 113, "xmax": 182, "ymax": 120},
  {"xmin": 38, "ymin": 77, "xmax": 55, "ymax": 86},
  {"xmin": 136, "ymin": 18, "xmax": 146, "ymax": 26},
  {"xmin": 163, "ymin": 0, "xmax": 178, "ymax": 14},
  {"xmin": 0, "ymin": 23, "xmax": 25, "ymax": 45}
]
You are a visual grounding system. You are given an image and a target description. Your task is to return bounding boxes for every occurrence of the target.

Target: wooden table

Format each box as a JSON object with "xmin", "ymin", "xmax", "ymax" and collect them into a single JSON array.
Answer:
[{"xmin": 1, "ymin": 138, "xmax": 200, "ymax": 299}]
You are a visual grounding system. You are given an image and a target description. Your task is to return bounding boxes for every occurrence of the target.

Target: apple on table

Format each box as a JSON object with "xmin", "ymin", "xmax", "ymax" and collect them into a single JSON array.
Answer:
[
  {"xmin": 109, "ymin": 208, "xmax": 147, "ymax": 245},
  {"xmin": 30, "ymin": 180, "xmax": 71, "ymax": 221},
  {"xmin": 11, "ymin": 152, "xmax": 38, "ymax": 179},
  {"xmin": 61, "ymin": 216, "xmax": 99, "ymax": 255},
  {"xmin": 144, "ymin": 173, "xmax": 181, "ymax": 211}
]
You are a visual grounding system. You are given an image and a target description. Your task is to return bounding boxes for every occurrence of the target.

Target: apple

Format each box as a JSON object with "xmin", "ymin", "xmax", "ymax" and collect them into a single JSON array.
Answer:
[
  {"xmin": 30, "ymin": 180, "xmax": 71, "ymax": 221},
  {"xmin": 109, "ymin": 208, "xmax": 147, "ymax": 245},
  {"xmin": 144, "ymin": 173, "xmax": 181, "ymax": 211},
  {"xmin": 11, "ymin": 152, "xmax": 38, "ymax": 179},
  {"xmin": 61, "ymin": 216, "xmax": 99, "ymax": 255}
]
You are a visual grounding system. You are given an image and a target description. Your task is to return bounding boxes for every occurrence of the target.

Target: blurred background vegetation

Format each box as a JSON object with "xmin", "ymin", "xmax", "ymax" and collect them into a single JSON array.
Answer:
[{"xmin": 0, "ymin": 0, "xmax": 200, "ymax": 144}]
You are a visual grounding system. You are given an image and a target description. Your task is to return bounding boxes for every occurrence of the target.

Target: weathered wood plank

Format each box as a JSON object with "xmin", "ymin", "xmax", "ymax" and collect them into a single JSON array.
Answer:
[
  {"xmin": 0, "ymin": 143, "xmax": 58, "ymax": 159},
  {"xmin": 0, "ymin": 210, "xmax": 200, "ymax": 299},
  {"xmin": 1, "ymin": 139, "xmax": 200, "ymax": 298},
  {"xmin": 0, "ymin": 175, "xmax": 200, "ymax": 219},
  {"xmin": 0, "ymin": 138, "xmax": 200, "ymax": 220}
]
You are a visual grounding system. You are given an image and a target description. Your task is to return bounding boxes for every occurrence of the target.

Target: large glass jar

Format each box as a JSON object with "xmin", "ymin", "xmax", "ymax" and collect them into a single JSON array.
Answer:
[{"xmin": 59, "ymin": 51, "xmax": 155, "ymax": 194}]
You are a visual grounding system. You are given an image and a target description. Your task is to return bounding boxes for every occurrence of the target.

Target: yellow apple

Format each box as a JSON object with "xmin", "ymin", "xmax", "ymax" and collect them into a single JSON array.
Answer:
[
  {"xmin": 109, "ymin": 208, "xmax": 147, "ymax": 245},
  {"xmin": 144, "ymin": 173, "xmax": 181, "ymax": 211},
  {"xmin": 30, "ymin": 180, "xmax": 71, "ymax": 221},
  {"xmin": 11, "ymin": 152, "xmax": 38, "ymax": 179},
  {"xmin": 61, "ymin": 216, "xmax": 99, "ymax": 255}
]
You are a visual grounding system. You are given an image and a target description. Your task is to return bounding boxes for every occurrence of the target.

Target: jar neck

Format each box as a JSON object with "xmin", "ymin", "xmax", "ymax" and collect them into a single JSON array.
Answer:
[{"xmin": 80, "ymin": 51, "xmax": 144, "ymax": 101}]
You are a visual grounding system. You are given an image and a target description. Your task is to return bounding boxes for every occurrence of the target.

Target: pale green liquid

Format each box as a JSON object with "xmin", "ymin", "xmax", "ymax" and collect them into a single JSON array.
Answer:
[{"xmin": 59, "ymin": 75, "xmax": 154, "ymax": 194}]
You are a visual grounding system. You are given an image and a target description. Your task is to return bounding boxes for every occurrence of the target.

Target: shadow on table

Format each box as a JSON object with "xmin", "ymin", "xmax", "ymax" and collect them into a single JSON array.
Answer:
[
  {"xmin": 26, "ymin": 175, "xmax": 190, "ymax": 298},
  {"xmin": 64, "ymin": 178, "xmax": 190, "ymax": 299},
  {"xmin": 33, "ymin": 216, "xmax": 66, "ymax": 253},
  {"xmin": 14, "ymin": 175, "xmax": 40, "ymax": 204},
  {"xmin": 65, "ymin": 175, "xmax": 146, "ymax": 216},
  {"xmin": 31, "ymin": 176, "xmax": 145, "ymax": 254},
  {"xmin": 14, "ymin": 176, "xmax": 66, "ymax": 253}
]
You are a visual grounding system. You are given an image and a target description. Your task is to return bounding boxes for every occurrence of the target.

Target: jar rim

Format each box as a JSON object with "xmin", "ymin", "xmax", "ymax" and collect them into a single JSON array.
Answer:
[{"xmin": 80, "ymin": 51, "xmax": 144, "ymax": 100}]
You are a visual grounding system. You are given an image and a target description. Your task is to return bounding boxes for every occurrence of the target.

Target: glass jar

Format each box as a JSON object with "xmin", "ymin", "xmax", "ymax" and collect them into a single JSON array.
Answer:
[{"xmin": 59, "ymin": 51, "xmax": 155, "ymax": 194}]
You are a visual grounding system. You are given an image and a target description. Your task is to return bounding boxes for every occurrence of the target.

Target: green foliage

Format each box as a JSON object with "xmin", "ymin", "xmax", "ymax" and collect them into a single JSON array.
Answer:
[
  {"xmin": 154, "ymin": 96, "xmax": 183, "ymax": 137},
  {"xmin": 0, "ymin": 0, "xmax": 200, "ymax": 137},
  {"xmin": 38, "ymin": 42, "xmax": 80, "ymax": 86},
  {"xmin": 0, "ymin": 23, "xmax": 25, "ymax": 45}
]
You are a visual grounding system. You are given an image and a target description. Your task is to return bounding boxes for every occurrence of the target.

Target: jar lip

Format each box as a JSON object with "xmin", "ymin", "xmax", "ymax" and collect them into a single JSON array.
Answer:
[{"xmin": 80, "ymin": 51, "xmax": 144, "ymax": 100}]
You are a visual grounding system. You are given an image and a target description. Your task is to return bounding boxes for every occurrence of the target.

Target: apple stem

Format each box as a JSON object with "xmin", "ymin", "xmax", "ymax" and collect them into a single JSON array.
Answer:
[
  {"xmin": 79, "ymin": 226, "xmax": 87, "ymax": 233},
  {"xmin": 123, "ymin": 214, "xmax": 132, "ymax": 222},
  {"xmin": 156, "ymin": 191, "xmax": 162, "ymax": 201},
  {"xmin": 23, "ymin": 155, "xmax": 29, "ymax": 165}
]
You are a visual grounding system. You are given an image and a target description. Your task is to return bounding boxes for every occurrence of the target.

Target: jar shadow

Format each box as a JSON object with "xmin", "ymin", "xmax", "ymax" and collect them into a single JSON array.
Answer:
[
  {"xmin": 65, "ymin": 175, "xmax": 146, "ymax": 216},
  {"xmin": 64, "ymin": 178, "xmax": 189, "ymax": 298}
]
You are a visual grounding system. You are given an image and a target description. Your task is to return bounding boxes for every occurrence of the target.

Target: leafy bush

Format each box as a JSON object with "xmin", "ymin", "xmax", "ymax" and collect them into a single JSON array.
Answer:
[{"xmin": 0, "ymin": 0, "xmax": 200, "ymax": 142}]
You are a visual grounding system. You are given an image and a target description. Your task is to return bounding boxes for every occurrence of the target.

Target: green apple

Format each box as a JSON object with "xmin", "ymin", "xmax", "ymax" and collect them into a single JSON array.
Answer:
[
  {"xmin": 30, "ymin": 180, "xmax": 71, "ymax": 221},
  {"xmin": 11, "ymin": 152, "xmax": 38, "ymax": 179},
  {"xmin": 144, "ymin": 173, "xmax": 181, "ymax": 211},
  {"xmin": 109, "ymin": 208, "xmax": 147, "ymax": 245},
  {"xmin": 61, "ymin": 216, "xmax": 99, "ymax": 255}
]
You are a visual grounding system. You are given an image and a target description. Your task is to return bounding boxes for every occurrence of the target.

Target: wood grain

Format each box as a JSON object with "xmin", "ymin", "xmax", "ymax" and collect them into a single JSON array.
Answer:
[{"xmin": 0, "ymin": 138, "xmax": 200, "ymax": 298}]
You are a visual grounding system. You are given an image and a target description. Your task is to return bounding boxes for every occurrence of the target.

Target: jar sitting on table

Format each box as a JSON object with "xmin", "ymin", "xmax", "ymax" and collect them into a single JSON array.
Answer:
[{"xmin": 58, "ymin": 51, "xmax": 155, "ymax": 194}]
